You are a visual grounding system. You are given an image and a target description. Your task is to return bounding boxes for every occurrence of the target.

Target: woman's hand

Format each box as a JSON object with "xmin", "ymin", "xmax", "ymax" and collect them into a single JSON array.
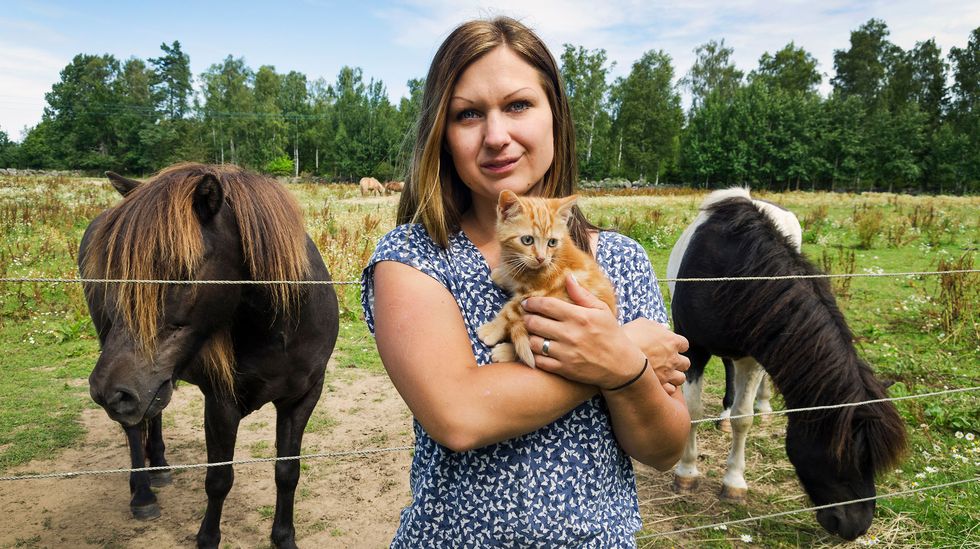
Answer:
[
  {"xmin": 522, "ymin": 274, "xmax": 692, "ymax": 468},
  {"xmin": 622, "ymin": 318, "xmax": 690, "ymax": 394},
  {"xmin": 521, "ymin": 274, "xmax": 689, "ymax": 391}
]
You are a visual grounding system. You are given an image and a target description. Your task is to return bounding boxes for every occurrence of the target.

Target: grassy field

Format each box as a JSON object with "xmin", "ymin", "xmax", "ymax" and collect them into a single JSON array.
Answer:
[{"xmin": 0, "ymin": 175, "xmax": 977, "ymax": 547}]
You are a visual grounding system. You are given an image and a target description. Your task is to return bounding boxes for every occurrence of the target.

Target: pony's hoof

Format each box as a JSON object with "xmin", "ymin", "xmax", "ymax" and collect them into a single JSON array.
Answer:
[
  {"xmin": 150, "ymin": 469, "xmax": 173, "ymax": 487},
  {"xmin": 672, "ymin": 475, "xmax": 700, "ymax": 494},
  {"xmin": 131, "ymin": 502, "xmax": 161, "ymax": 520},
  {"xmin": 717, "ymin": 418, "xmax": 732, "ymax": 433},
  {"xmin": 719, "ymin": 484, "xmax": 747, "ymax": 504}
]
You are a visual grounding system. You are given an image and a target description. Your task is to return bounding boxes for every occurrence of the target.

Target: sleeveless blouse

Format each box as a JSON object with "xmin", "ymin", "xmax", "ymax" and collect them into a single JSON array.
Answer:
[{"xmin": 362, "ymin": 224, "xmax": 668, "ymax": 548}]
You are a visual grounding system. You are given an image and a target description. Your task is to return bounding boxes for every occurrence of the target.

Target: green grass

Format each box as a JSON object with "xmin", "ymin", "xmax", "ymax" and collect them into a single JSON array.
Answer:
[{"xmin": 0, "ymin": 176, "xmax": 977, "ymax": 546}]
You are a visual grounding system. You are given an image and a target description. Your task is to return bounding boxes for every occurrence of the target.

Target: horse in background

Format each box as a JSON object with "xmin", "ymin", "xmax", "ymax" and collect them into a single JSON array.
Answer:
[
  {"xmin": 666, "ymin": 188, "xmax": 906, "ymax": 540},
  {"xmin": 359, "ymin": 176, "xmax": 384, "ymax": 197},
  {"xmin": 384, "ymin": 180, "xmax": 404, "ymax": 194},
  {"xmin": 81, "ymin": 164, "xmax": 339, "ymax": 549}
]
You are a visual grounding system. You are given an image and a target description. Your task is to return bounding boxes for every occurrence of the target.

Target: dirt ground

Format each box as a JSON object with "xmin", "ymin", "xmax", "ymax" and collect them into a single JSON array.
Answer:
[
  {"xmin": 0, "ymin": 365, "xmax": 414, "ymax": 549},
  {"xmin": 1, "ymin": 365, "xmax": 815, "ymax": 549}
]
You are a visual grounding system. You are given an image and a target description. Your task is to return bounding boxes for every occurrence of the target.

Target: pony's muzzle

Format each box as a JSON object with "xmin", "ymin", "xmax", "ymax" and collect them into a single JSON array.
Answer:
[
  {"xmin": 92, "ymin": 385, "xmax": 141, "ymax": 422},
  {"xmin": 90, "ymin": 379, "xmax": 173, "ymax": 427},
  {"xmin": 817, "ymin": 504, "xmax": 872, "ymax": 541}
]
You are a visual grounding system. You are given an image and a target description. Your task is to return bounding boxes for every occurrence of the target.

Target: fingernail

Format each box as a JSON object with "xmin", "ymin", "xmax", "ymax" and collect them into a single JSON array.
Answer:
[
  {"xmin": 520, "ymin": 299, "xmax": 527, "ymax": 309},
  {"xmin": 570, "ymin": 273, "xmax": 578, "ymax": 284}
]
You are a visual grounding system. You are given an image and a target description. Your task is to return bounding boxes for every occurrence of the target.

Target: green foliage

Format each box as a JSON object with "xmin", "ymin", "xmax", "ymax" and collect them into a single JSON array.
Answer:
[
  {"xmin": 751, "ymin": 42, "xmax": 822, "ymax": 95},
  {"xmin": 13, "ymin": 21, "xmax": 980, "ymax": 193},
  {"xmin": 561, "ymin": 45, "xmax": 615, "ymax": 179},
  {"xmin": 612, "ymin": 50, "xmax": 684, "ymax": 182},
  {"xmin": 264, "ymin": 155, "xmax": 294, "ymax": 176},
  {"xmin": 853, "ymin": 204, "xmax": 884, "ymax": 248},
  {"xmin": 149, "ymin": 40, "xmax": 193, "ymax": 120},
  {"xmin": 681, "ymin": 39, "xmax": 744, "ymax": 110},
  {"xmin": 0, "ymin": 127, "xmax": 17, "ymax": 167}
]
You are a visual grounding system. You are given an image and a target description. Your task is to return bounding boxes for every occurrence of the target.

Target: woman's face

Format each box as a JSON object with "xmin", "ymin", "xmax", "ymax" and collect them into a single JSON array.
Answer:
[{"xmin": 445, "ymin": 45, "xmax": 554, "ymax": 208}]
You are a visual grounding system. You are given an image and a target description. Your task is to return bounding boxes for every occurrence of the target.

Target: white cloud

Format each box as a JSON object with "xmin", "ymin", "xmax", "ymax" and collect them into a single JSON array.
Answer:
[
  {"xmin": 375, "ymin": 0, "xmax": 978, "ymax": 101},
  {"xmin": 0, "ymin": 40, "xmax": 63, "ymax": 136}
]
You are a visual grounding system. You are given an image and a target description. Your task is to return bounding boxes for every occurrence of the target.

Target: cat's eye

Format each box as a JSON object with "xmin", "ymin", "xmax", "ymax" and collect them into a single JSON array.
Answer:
[
  {"xmin": 520, "ymin": 235, "xmax": 534, "ymax": 246},
  {"xmin": 547, "ymin": 238, "xmax": 558, "ymax": 247}
]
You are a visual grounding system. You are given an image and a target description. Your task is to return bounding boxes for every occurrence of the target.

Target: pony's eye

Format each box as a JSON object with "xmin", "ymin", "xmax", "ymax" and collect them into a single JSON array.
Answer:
[
  {"xmin": 547, "ymin": 238, "xmax": 558, "ymax": 247},
  {"xmin": 520, "ymin": 235, "xmax": 534, "ymax": 245}
]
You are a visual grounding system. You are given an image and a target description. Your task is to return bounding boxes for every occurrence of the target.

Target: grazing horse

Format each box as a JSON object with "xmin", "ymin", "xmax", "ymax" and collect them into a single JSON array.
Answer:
[
  {"xmin": 666, "ymin": 188, "xmax": 906, "ymax": 540},
  {"xmin": 80, "ymin": 163, "xmax": 339, "ymax": 549},
  {"xmin": 384, "ymin": 180, "xmax": 404, "ymax": 194},
  {"xmin": 359, "ymin": 176, "xmax": 384, "ymax": 197},
  {"xmin": 714, "ymin": 200, "xmax": 800, "ymax": 432}
]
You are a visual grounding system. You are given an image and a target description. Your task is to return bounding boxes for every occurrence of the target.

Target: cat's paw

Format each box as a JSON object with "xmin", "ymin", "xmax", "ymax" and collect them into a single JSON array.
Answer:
[
  {"xmin": 491, "ymin": 343, "xmax": 517, "ymax": 363},
  {"xmin": 514, "ymin": 339, "xmax": 536, "ymax": 368},
  {"xmin": 477, "ymin": 320, "xmax": 505, "ymax": 346}
]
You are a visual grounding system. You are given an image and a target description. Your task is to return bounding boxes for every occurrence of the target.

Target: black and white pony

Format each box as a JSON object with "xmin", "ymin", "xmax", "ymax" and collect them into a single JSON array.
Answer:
[{"xmin": 666, "ymin": 188, "xmax": 906, "ymax": 540}]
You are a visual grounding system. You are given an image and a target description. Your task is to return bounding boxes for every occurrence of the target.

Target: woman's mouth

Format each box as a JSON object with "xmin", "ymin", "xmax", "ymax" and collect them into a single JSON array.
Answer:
[{"xmin": 481, "ymin": 157, "xmax": 519, "ymax": 174}]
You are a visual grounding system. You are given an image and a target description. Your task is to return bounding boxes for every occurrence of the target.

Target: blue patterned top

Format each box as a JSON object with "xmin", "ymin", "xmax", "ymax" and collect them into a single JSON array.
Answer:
[{"xmin": 362, "ymin": 223, "xmax": 668, "ymax": 548}]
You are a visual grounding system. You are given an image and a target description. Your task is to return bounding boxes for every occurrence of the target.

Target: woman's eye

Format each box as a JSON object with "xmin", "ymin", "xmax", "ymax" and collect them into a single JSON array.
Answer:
[
  {"xmin": 547, "ymin": 238, "xmax": 558, "ymax": 247},
  {"xmin": 457, "ymin": 109, "xmax": 480, "ymax": 120},
  {"xmin": 509, "ymin": 100, "xmax": 530, "ymax": 113},
  {"xmin": 520, "ymin": 236, "xmax": 534, "ymax": 245}
]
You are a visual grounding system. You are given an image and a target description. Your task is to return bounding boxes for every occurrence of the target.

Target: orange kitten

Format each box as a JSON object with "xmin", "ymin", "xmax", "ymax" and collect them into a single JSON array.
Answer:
[{"xmin": 477, "ymin": 190, "xmax": 618, "ymax": 367}]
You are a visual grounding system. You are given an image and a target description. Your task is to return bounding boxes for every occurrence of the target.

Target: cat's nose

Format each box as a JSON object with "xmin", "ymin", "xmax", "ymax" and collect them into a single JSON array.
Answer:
[{"xmin": 535, "ymin": 256, "xmax": 545, "ymax": 264}]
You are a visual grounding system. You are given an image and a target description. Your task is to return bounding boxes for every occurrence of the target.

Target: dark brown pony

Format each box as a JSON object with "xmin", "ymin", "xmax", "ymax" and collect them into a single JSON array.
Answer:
[
  {"xmin": 80, "ymin": 163, "xmax": 339, "ymax": 549},
  {"xmin": 667, "ymin": 188, "xmax": 906, "ymax": 540}
]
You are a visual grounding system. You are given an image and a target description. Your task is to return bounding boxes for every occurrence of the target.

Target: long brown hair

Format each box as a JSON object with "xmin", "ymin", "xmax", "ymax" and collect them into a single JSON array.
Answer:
[{"xmin": 396, "ymin": 16, "xmax": 595, "ymax": 250}]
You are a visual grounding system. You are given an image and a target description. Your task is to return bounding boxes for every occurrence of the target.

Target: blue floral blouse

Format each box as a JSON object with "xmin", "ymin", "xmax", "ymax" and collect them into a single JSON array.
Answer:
[{"xmin": 361, "ymin": 223, "xmax": 668, "ymax": 548}]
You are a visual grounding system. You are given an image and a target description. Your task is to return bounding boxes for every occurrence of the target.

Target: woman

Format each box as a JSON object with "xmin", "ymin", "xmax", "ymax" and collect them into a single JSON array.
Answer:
[{"xmin": 361, "ymin": 16, "xmax": 691, "ymax": 547}]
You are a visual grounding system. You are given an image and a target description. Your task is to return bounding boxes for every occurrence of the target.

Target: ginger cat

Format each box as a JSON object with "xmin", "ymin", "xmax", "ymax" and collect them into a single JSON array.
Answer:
[{"xmin": 477, "ymin": 190, "xmax": 617, "ymax": 367}]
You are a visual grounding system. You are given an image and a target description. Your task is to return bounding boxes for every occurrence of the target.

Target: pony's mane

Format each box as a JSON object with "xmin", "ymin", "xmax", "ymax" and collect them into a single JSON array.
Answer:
[
  {"xmin": 704, "ymin": 197, "xmax": 906, "ymax": 474},
  {"xmin": 83, "ymin": 163, "xmax": 310, "ymax": 390}
]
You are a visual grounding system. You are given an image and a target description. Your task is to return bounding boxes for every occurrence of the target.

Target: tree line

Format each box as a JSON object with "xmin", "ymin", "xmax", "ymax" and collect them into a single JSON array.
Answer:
[{"xmin": 0, "ymin": 19, "xmax": 977, "ymax": 193}]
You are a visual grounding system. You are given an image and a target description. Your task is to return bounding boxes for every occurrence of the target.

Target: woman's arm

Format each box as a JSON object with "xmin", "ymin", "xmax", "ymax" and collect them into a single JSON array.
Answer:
[
  {"xmin": 372, "ymin": 260, "xmax": 597, "ymax": 452},
  {"xmin": 521, "ymin": 275, "xmax": 691, "ymax": 470}
]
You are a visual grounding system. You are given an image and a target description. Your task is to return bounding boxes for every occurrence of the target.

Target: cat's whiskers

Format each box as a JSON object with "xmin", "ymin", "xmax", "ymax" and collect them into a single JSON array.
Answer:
[{"xmin": 499, "ymin": 255, "xmax": 528, "ymax": 278}]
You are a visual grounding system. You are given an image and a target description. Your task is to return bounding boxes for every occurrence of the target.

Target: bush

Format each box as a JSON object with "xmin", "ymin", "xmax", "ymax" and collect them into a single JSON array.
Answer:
[{"xmin": 264, "ymin": 155, "xmax": 294, "ymax": 176}]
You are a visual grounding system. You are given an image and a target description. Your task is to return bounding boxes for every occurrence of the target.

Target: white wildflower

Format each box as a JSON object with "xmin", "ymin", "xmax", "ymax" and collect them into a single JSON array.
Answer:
[{"xmin": 740, "ymin": 534, "xmax": 753, "ymax": 543}]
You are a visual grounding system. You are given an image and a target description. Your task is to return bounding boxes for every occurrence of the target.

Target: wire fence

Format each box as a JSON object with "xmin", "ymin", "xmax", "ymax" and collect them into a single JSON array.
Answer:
[
  {"xmin": 0, "ymin": 266, "xmax": 976, "ymax": 540},
  {"xmin": 2, "ymin": 385, "xmax": 975, "ymax": 482},
  {"xmin": 637, "ymin": 476, "xmax": 980, "ymax": 540},
  {"xmin": 1, "ymin": 268, "xmax": 977, "ymax": 286}
]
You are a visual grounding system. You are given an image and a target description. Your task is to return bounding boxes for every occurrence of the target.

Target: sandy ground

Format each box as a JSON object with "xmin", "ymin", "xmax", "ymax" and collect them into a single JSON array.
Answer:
[
  {"xmin": 1, "ymin": 364, "xmax": 820, "ymax": 549},
  {"xmin": 0, "ymin": 366, "xmax": 413, "ymax": 549}
]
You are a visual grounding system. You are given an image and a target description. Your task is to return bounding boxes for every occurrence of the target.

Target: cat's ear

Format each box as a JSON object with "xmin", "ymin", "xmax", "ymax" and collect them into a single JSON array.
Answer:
[
  {"xmin": 497, "ymin": 190, "xmax": 523, "ymax": 220},
  {"xmin": 555, "ymin": 194, "xmax": 578, "ymax": 224}
]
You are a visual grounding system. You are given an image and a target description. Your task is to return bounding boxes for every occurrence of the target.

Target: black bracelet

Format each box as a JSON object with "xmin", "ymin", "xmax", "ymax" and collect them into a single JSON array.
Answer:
[{"xmin": 605, "ymin": 357, "xmax": 649, "ymax": 391}]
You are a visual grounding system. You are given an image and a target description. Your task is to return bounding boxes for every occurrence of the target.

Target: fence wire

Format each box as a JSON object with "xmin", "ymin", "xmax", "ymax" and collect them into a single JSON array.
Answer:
[
  {"xmin": 1, "ymin": 385, "xmax": 974, "ymax": 482},
  {"xmin": 0, "ymin": 268, "xmax": 977, "ymax": 286},
  {"xmin": 637, "ymin": 476, "xmax": 980, "ymax": 540}
]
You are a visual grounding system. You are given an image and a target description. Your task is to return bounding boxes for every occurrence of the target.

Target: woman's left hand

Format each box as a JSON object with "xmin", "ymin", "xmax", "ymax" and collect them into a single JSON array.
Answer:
[{"xmin": 521, "ymin": 274, "xmax": 650, "ymax": 390}]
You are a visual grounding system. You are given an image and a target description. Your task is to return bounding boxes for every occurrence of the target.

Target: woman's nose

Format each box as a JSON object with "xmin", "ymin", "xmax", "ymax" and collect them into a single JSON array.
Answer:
[{"xmin": 484, "ymin": 111, "xmax": 511, "ymax": 150}]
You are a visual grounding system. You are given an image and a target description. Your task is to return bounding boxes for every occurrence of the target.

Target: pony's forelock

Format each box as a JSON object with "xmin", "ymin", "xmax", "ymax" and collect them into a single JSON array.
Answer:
[{"xmin": 83, "ymin": 163, "xmax": 310, "ymax": 393}]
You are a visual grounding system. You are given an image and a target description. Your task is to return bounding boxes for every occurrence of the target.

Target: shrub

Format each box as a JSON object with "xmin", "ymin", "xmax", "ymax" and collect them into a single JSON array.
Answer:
[{"xmin": 263, "ymin": 156, "xmax": 294, "ymax": 177}]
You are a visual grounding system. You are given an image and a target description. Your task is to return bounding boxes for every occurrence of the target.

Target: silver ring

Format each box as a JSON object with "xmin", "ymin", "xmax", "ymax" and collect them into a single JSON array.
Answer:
[{"xmin": 541, "ymin": 339, "xmax": 551, "ymax": 357}]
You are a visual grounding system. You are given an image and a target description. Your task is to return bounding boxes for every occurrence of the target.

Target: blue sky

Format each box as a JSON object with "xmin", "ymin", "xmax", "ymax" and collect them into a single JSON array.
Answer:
[{"xmin": 1, "ymin": 0, "xmax": 977, "ymax": 141}]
